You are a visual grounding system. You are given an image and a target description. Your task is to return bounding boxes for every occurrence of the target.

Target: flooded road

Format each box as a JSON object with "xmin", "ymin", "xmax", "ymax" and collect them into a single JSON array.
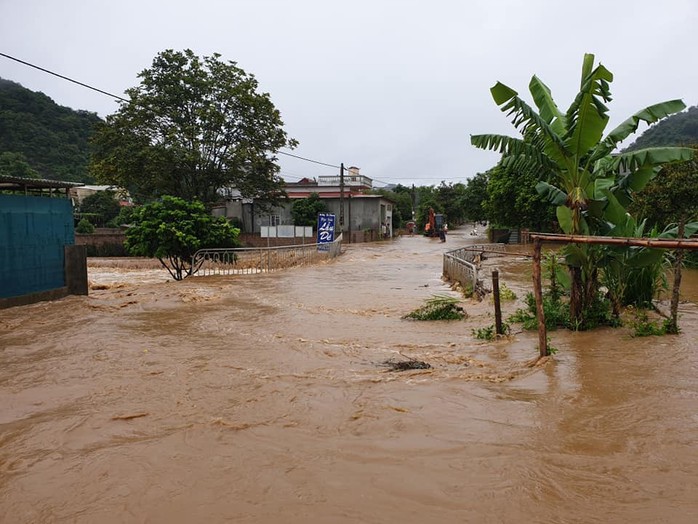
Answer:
[{"xmin": 1, "ymin": 231, "xmax": 698, "ymax": 523}]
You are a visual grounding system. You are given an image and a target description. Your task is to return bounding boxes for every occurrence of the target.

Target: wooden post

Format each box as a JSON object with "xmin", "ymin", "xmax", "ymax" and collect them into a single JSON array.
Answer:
[
  {"xmin": 532, "ymin": 238, "xmax": 547, "ymax": 357},
  {"xmin": 492, "ymin": 269, "xmax": 503, "ymax": 335},
  {"xmin": 339, "ymin": 163, "xmax": 345, "ymax": 229},
  {"xmin": 669, "ymin": 219, "xmax": 685, "ymax": 334}
]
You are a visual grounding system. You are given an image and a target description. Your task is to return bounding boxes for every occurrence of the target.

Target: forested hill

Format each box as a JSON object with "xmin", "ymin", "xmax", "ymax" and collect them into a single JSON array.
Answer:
[
  {"xmin": 0, "ymin": 77, "xmax": 103, "ymax": 182},
  {"xmin": 625, "ymin": 105, "xmax": 698, "ymax": 151}
]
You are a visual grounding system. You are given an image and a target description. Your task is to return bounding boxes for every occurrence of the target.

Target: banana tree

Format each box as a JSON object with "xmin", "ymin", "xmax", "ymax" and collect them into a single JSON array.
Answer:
[{"xmin": 472, "ymin": 53, "xmax": 693, "ymax": 324}]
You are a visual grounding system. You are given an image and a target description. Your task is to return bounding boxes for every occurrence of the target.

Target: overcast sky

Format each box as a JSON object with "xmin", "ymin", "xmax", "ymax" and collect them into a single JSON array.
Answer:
[{"xmin": 2, "ymin": 0, "xmax": 697, "ymax": 187}]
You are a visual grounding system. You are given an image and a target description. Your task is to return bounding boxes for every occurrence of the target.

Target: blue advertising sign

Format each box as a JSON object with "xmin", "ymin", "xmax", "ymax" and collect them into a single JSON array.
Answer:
[{"xmin": 317, "ymin": 213, "xmax": 335, "ymax": 251}]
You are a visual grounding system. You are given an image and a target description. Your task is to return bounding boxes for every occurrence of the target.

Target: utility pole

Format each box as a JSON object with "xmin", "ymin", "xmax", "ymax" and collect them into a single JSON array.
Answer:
[{"xmin": 339, "ymin": 163, "xmax": 345, "ymax": 230}]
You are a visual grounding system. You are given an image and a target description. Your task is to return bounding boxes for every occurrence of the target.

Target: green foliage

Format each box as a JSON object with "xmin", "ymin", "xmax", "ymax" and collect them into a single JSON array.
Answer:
[
  {"xmin": 414, "ymin": 187, "xmax": 442, "ymax": 231},
  {"xmin": 0, "ymin": 151, "xmax": 39, "ymax": 178},
  {"xmin": 471, "ymin": 323, "xmax": 510, "ymax": 340},
  {"xmin": 125, "ymin": 195, "xmax": 240, "ymax": 280},
  {"xmin": 0, "ymin": 78, "xmax": 101, "ymax": 182},
  {"xmin": 291, "ymin": 193, "xmax": 328, "ymax": 226},
  {"xmin": 107, "ymin": 205, "xmax": 137, "ymax": 227},
  {"xmin": 403, "ymin": 294, "xmax": 466, "ymax": 321},
  {"xmin": 80, "ymin": 190, "xmax": 121, "ymax": 227},
  {"xmin": 484, "ymin": 165, "xmax": 556, "ymax": 230},
  {"xmin": 471, "ymin": 53, "xmax": 691, "ymax": 326},
  {"xmin": 436, "ymin": 181, "xmax": 468, "ymax": 225},
  {"xmin": 625, "ymin": 106, "xmax": 698, "ymax": 151},
  {"xmin": 509, "ymin": 292, "xmax": 570, "ymax": 331},
  {"xmin": 630, "ymin": 146, "xmax": 698, "ymax": 230},
  {"xmin": 371, "ymin": 186, "xmax": 413, "ymax": 227},
  {"xmin": 498, "ymin": 282, "xmax": 517, "ymax": 301},
  {"xmin": 76, "ymin": 218, "xmax": 95, "ymax": 234},
  {"xmin": 460, "ymin": 172, "xmax": 490, "ymax": 223},
  {"xmin": 472, "ymin": 325, "xmax": 495, "ymax": 340},
  {"xmin": 90, "ymin": 49, "xmax": 296, "ymax": 206},
  {"xmin": 631, "ymin": 311, "xmax": 667, "ymax": 337}
]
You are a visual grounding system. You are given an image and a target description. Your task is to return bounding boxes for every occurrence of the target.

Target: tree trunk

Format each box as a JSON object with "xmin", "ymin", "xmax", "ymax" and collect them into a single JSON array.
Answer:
[
  {"xmin": 668, "ymin": 219, "xmax": 685, "ymax": 334},
  {"xmin": 569, "ymin": 265, "xmax": 583, "ymax": 327}
]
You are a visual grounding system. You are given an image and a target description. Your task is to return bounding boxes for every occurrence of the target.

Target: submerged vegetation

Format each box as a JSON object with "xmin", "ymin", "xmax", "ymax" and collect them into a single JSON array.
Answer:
[{"xmin": 403, "ymin": 295, "xmax": 466, "ymax": 321}]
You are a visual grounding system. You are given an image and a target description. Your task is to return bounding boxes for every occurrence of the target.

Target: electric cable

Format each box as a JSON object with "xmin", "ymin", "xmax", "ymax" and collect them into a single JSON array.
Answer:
[{"xmin": 0, "ymin": 52, "xmax": 129, "ymax": 102}]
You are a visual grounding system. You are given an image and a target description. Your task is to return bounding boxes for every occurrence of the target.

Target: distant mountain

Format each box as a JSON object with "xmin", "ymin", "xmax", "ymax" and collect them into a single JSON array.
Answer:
[
  {"xmin": 0, "ymin": 77, "xmax": 103, "ymax": 182},
  {"xmin": 625, "ymin": 105, "xmax": 698, "ymax": 151}
]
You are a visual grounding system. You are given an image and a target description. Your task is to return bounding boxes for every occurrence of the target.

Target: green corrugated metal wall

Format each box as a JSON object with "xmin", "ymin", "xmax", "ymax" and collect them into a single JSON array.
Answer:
[{"xmin": 0, "ymin": 194, "xmax": 75, "ymax": 299}]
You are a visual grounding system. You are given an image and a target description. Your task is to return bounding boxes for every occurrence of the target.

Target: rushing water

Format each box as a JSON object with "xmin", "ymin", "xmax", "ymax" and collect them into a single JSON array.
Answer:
[{"xmin": 1, "ymin": 230, "xmax": 697, "ymax": 523}]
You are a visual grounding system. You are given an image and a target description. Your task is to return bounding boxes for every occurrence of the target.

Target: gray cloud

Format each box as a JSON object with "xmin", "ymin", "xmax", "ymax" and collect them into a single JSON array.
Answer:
[{"xmin": 2, "ymin": 0, "xmax": 696, "ymax": 186}]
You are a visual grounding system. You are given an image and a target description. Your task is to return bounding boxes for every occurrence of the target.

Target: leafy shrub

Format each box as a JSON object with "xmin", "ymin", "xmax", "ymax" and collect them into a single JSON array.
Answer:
[
  {"xmin": 471, "ymin": 323, "xmax": 510, "ymax": 340},
  {"xmin": 76, "ymin": 218, "xmax": 95, "ymax": 234},
  {"xmin": 631, "ymin": 311, "xmax": 666, "ymax": 337}
]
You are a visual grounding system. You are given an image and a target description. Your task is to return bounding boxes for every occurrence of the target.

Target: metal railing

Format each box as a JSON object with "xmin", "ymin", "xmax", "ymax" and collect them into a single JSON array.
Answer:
[
  {"xmin": 191, "ymin": 234, "xmax": 343, "ymax": 277},
  {"xmin": 442, "ymin": 243, "xmax": 513, "ymax": 290}
]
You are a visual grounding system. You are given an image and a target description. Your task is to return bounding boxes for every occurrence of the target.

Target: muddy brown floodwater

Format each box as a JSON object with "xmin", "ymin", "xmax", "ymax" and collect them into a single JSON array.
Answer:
[{"xmin": 2, "ymin": 230, "xmax": 698, "ymax": 523}]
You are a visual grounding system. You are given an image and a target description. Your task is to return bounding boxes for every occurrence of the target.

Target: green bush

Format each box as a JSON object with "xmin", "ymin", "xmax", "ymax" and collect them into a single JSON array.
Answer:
[{"xmin": 76, "ymin": 218, "xmax": 95, "ymax": 234}]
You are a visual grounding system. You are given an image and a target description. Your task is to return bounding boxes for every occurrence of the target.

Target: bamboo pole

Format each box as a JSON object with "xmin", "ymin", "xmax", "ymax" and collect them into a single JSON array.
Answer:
[
  {"xmin": 530, "ymin": 234, "xmax": 698, "ymax": 250},
  {"xmin": 532, "ymin": 238, "xmax": 547, "ymax": 358}
]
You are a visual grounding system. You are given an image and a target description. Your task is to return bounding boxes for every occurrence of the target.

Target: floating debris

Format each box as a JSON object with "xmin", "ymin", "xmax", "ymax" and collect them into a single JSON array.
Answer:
[
  {"xmin": 382, "ymin": 358, "xmax": 432, "ymax": 372},
  {"xmin": 403, "ymin": 294, "xmax": 466, "ymax": 321}
]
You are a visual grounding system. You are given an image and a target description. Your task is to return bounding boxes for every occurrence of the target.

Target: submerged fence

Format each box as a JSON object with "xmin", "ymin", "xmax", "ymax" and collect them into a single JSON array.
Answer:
[
  {"xmin": 442, "ymin": 243, "xmax": 511, "ymax": 290},
  {"xmin": 191, "ymin": 234, "xmax": 343, "ymax": 277}
]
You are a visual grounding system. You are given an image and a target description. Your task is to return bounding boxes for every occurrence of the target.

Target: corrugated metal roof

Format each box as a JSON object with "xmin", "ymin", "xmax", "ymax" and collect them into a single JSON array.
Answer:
[{"xmin": 0, "ymin": 175, "xmax": 84, "ymax": 191}]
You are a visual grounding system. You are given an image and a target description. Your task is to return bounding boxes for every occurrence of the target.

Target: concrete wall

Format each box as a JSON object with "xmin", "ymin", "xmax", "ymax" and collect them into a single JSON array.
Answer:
[{"xmin": 248, "ymin": 196, "xmax": 393, "ymax": 241}]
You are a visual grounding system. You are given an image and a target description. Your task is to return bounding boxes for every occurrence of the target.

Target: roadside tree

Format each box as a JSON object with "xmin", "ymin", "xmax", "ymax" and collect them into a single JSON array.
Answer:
[
  {"xmin": 91, "ymin": 49, "xmax": 296, "ymax": 207},
  {"xmin": 125, "ymin": 196, "xmax": 240, "ymax": 280}
]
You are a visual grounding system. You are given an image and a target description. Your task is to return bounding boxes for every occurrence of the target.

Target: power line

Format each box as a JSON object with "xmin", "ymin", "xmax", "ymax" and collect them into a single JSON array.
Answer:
[
  {"xmin": 277, "ymin": 150, "xmax": 340, "ymax": 169},
  {"xmin": 1, "ymin": 52, "xmax": 353, "ymax": 174},
  {"xmin": 0, "ymin": 52, "xmax": 129, "ymax": 102}
]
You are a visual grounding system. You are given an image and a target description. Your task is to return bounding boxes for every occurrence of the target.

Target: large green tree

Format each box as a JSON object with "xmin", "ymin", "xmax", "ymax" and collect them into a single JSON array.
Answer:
[
  {"xmin": 460, "ymin": 172, "xmax": 490, "ymax": 224},
  {"xmin": 483, "ymin": 166, "xmax": 555, "ymax": 231},
  {"xmin": 125, "ymin": 196, "xmax": 240, "ymax": 280},
  {"xmin": 472, "ymin": 53, "xmax": 693, "ymax": 324},
  {"xmin": 91, "ymin": 49, "xmax": 296, "ymax": 207}
]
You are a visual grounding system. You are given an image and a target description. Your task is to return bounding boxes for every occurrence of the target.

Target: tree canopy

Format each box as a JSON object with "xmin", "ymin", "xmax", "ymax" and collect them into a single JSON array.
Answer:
[
  {"xmin": 79, "ymin": 190, "xmax": 122, "ymax": 227},
  {"xmin": 91, "ymin": 49, "xmax": 296, "ymax": 206},
  {"xmin": 0, "ymin": 151, "xmax": 39, "ymax": 179},
  {"xmin": 125, "ymin": 196, "xmax": 240, "ymax": 280},
  {"xmin": 291, "ymin": 193, "xmax": 328, "ymax": 226},
  {"xmin": 630, "ymin": 145, "xmax": 698, "ymax": 229},
  {"xmin": 0, "ymin": 78, "xmax": 101, "ymax": 182},
  {"xmin": 482, "ymin": 167, "xmax": 555, "ymax": 230}
]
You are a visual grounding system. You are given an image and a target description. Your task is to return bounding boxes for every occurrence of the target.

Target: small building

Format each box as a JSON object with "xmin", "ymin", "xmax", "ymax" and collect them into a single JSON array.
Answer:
[
  {"xmin": 69, "ymin": 184, "xmax": 132, "ymax": 207},
  {"xmin": 0, "ymin": 175, "xmax": 88, "ymax": 308},
  {"xmin": 214, "ymin": 167, "xmax": 394, "ymax": 243}
]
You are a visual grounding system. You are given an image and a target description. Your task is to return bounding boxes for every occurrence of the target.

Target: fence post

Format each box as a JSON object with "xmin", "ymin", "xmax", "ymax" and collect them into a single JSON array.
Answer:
[
  {"xmin": 492, "ymin": 269, "xmax": 503, "ymax": 335},
  {"xmin": 532, "ymin": 238, "xmax": 548, "ymax": 358}
]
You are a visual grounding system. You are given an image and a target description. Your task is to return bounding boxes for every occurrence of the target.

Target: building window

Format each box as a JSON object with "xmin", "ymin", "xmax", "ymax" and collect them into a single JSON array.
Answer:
[
  {"xmin": 269, "ymin": 215, "xmax": 281, "ymax": 226},
  {"xmin": 387, "ymin": 205, "xmax": 392, "ymax": 211}
]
